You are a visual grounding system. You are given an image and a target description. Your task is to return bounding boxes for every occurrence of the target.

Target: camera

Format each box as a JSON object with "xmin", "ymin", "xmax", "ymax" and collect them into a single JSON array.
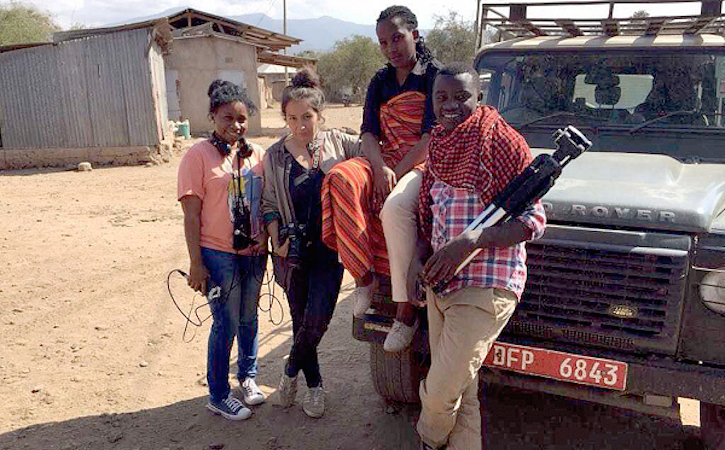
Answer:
[
  {"xmin": 279, "ymin": 223, "xmax": 309, "ymax": 268},
  {"xmin": 231, "ymin": 136, "xmax": 257, "ymax": 251},
  {"xmin": 233, "ymin": 203, "xmax": 256, "ymax": 250}
]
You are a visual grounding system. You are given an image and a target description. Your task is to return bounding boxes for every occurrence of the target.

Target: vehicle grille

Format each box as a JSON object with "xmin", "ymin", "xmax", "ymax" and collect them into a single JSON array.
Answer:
[{"xmin": 508, "ymin": 227, "xmax": 690, "ymax": 355}]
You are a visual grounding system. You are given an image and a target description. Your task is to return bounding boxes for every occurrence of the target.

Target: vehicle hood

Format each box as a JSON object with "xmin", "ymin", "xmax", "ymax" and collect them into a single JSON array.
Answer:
[{"xmin": 532, "ymin": 149, "xmax": 725, "ymax": 233}]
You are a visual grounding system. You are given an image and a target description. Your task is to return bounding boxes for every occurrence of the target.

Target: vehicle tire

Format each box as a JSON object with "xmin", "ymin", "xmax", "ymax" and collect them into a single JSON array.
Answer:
[
  {"xmin": 701, "ymin": 402, "xmax": 725, "ymax": 450},
  {"xmin": 369, "ymin": 342, "xmax": 421, "ymax": 403}
]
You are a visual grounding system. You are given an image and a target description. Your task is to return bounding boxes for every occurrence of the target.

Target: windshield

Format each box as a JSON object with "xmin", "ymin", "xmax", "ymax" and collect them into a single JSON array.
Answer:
[{"xmin": 477, "ymin": 49, "xmax": 725, "ymax": 160}]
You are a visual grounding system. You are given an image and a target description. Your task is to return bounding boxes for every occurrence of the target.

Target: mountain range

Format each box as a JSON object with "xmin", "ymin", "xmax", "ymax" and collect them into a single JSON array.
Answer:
[{"xmin": 232, "ymin": 14, "xmax": 378, "ymax": 53}]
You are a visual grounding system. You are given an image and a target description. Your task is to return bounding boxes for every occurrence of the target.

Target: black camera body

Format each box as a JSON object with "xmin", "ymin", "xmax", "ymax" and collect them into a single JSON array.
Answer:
[
  {"xmin": 279, "ymin": 223, "xmax": 309, "ymax": 268},
  {"xmin": 233, "ymin": 205, "xmax": 256, "ymax": 250},
  {"xmin": 211, "ymin": 134, "xmax": 257, "ymax": 251}
]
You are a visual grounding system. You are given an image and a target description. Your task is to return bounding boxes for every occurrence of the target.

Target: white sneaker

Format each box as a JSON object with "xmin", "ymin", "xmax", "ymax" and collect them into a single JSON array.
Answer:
[
  {"xmin": 383, "ymin": 318, "xmax": 419, "ymax": 352},
  {"xmin": 270, "ymin": 373, "xmax": 298, "ymax": 408},
  {"xmin": 351, "ymin": 285, "xmax": 374, "ymax": 318},
  {"xmin": 303, "ymin": 386, "xmax": 325, "ymax": 418},
  {"xmin": 239, "ymin": 377, "xmax": 265, "ymax": 406}
]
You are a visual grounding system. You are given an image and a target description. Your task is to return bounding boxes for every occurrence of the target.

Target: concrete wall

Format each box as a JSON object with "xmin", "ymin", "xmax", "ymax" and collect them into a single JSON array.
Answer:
[
  {"xmin": 1, "ymin": 145, "xmax": 172, "ymax": 170},
  {"xmin": 164, "ymin": 36, "xmax": 262, "ymax": 136},
  {"xmin": 260, "ymin": 74, "xmax": 289, "ymax": 102}
]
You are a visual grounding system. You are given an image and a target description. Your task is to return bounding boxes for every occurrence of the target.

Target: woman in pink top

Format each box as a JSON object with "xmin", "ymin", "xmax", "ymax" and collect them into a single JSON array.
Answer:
[{"xmin": 177, "ymin": 80, "xmax": 267, "ymax": 421}]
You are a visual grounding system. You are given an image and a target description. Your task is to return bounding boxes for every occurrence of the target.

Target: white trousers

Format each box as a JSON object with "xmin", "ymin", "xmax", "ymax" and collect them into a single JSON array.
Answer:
[{"xmin": 380, "ymin": 169, "xmax": 423, "ymax": 303}]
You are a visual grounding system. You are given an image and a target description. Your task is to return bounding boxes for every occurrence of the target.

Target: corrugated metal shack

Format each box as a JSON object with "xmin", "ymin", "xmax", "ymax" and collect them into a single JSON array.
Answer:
[{"xmin": 0, "ymin": 20, "xmax": 172, "ymax": 169}]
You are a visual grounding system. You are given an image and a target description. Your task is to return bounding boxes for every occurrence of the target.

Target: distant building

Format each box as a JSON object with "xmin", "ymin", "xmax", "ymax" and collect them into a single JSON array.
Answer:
[
  {"xmin": 161, "ymin": 9, "xmax": 314, "ymax": 136},
  {"xmin": 0, "ymin": 21, "xmax": 172, "ymax": 169},
  {"xmin": 0, "ymin": 8, "xmax": 314, "ymax": 169},
  {"xmin": 258, "ymin": 64, "xmax": 298, "ymax": 105}
]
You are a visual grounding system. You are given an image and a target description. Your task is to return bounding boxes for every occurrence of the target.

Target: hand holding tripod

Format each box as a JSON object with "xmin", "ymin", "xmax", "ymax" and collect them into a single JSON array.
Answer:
[{"xmin": 428, "ymin": 125, "xmax": 593, "ymax": 293}]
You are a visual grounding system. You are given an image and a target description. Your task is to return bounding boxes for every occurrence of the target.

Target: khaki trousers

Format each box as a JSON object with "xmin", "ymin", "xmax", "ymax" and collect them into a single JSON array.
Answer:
[{"xmin": 417, "ymin": 287, "xmax": 517, "ymax": 450}]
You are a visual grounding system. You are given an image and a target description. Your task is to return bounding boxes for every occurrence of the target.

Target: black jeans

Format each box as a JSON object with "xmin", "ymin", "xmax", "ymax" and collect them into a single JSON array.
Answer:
[{"xmin": 274, "ymin": 240, "xmax": 343, "ymax": 387}]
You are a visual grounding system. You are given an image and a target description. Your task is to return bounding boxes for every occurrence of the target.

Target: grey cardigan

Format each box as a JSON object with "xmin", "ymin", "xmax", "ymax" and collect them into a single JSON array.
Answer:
[{"xmin": 261, "ymin": 128, "xmax": 361, "ymax": 227}]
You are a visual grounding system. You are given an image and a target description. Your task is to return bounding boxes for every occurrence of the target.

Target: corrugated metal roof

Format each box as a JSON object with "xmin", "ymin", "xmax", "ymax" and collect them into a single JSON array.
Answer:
[
  {"xmin": 258, "ymin": 64, "xmax": 299, "ymax": 75},
  {"xmin": 53, "ymin": 8, "xmax": 301, "ymax": 52},
  {"xmin": 0, "ymin": 42, "xmax": 53, "ymax": 54},
  {"xmin": 257, "ymin": 51, "xmax": 316, "ymax": 68}
]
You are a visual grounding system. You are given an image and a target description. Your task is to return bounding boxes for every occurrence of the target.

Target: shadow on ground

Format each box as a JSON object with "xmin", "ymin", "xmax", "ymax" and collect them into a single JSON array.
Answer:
[
  {"xmin": 0, "ymin": 285, "xmax": 700, "ymax": 450},
  {"xmin": 482, "ymin": 381, "xmax": 698, "ymax": 450},
  {"xmin": 0, "ymin": 284, "xmax": 421, "ymax": 450}
]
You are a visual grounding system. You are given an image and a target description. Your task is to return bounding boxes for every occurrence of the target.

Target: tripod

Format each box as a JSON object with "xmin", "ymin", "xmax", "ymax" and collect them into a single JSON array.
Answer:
[{"xmin": 434, "ymin": 125, "xmax": 593, "ymax": 292}]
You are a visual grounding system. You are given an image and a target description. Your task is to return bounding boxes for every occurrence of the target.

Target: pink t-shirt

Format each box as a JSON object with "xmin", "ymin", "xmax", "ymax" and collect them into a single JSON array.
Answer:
[{"xmin": 177, "ymin": 139, "xmax": 265, "ymax": 255}]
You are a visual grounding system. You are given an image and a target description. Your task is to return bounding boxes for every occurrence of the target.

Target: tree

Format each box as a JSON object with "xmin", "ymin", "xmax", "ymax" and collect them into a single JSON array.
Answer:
[
  {"xmin": 0, "ymin": 1, "xmax": 60, "ymax": 46},
  {"xmin": 425, "ymin": 11, "xmax": 477, "ymax": 65},
  {"xmin": 626, "ymin": 9, "xmax": 650, "ymax": 34},
  {"xmin": 316, "ymin": 35, "xmax": 386, "ymax": 103},
  {"xmin": 295, "ymin": 49, "xmax": 319, "ymax": 60}
]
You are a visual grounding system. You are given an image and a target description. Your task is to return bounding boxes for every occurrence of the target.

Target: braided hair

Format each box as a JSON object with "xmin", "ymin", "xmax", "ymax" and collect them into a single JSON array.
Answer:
[
  {"xmin": 207, "ymin": 79, "xmax": 258, "ymax": 116},
  {"xmin": 376, "ymin": 5, "xmax": 434, "ymax": 64}
]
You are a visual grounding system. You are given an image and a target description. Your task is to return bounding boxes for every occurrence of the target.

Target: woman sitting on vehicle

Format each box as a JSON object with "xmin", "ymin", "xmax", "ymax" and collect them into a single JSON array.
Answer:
[
  {"xmin": 320, "ymin": 5, "xmax": 441, "ymax": 352},
  {"xmin": 262, "ymin": 67, "xmax": 360, "ymax": 418}
]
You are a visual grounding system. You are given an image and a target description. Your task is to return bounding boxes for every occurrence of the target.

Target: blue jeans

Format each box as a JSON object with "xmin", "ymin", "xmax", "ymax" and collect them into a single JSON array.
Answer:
[{"xmin": 202, "ymin": 247, "xmax": 267, "ymax": 403}]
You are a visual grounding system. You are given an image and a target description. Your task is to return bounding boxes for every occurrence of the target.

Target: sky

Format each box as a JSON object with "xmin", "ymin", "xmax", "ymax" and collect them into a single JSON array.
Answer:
[
  {"xmin": 20, "ymin": 0, "xmax": 478, "ymax": 30},
  {"xmin": 18, "ymin": 0, "xmax": 705, "ymax": 31}
]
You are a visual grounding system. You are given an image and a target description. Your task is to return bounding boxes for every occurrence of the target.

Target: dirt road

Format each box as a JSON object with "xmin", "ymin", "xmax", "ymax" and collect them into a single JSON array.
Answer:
[{"xmin": 0, "ymin": 105, "xmax": 699, "ymax": 450}]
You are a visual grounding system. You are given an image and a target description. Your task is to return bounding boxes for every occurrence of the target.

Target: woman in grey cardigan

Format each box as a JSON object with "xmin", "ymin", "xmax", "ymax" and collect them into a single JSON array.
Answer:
[{"xmin": 261, "ymin": 67, "xmax": 359, "ymax": 418}]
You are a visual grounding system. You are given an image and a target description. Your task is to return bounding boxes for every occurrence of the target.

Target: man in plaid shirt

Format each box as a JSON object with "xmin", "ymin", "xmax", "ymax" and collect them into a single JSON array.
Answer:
[{"xmin": 414, "ymin": 63, "xmax": 546, "ymax": 450}]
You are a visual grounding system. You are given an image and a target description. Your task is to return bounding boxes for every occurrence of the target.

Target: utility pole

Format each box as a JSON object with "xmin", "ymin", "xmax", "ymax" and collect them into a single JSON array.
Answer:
[
  {"xmin": 475, "ymin": 0, "xmax": 481, "ymax": 50},
  {"xmin": 283, "ymin": 0, "xmax": 289, "ymax": 85}
]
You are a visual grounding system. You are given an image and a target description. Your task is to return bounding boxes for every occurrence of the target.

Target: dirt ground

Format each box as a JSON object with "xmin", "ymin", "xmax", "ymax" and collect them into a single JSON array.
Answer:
[{"xmin": 0, "ymin": 104, "xmax": 702, "ymax": 450}]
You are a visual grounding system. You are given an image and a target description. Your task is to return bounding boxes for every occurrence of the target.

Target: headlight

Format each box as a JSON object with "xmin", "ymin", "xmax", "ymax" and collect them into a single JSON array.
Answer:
[{"xmin": 699, "ymin": 268, "xmax": 725, "ymax": 314}]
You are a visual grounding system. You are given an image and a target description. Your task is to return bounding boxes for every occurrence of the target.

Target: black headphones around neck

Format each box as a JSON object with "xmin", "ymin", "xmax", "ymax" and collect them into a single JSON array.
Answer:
[{"xmin": 210, "ymin": 132, "xmax": 253, "ymax": 159}]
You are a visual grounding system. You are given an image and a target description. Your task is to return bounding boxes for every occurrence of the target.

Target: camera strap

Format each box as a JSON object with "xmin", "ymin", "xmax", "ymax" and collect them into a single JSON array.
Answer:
[
  {"xmin": 234, "ymin": 146, "xmax": 251, "ymax": 211},
  {"xmin": 307, "ymin": 139, "xmax": 321, "ymax": 171}
]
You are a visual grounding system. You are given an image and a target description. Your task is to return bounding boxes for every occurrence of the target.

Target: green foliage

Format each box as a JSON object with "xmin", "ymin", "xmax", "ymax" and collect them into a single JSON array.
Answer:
[
  {"xmin": 0, "ymin": 1, "xmax": 60, "ymax": 46},
  {"xmin": 626, "ymin": 9, "xmax": 650, "ymax": 33},
  {"xmin": 295, "ymin": 49, "xmax": 319, "ymax": 60},
  {"xmin": 315, "ymin": 35, "xmax": 386, "ymax": 103},
  {"xmin": 425, "ymin": 11, "xmax": 477, "ymax": 65}
]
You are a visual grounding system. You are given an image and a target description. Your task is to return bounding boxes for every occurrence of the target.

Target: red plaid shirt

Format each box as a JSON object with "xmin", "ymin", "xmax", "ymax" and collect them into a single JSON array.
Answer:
[
  {"xmin": 422, "ymin": 106, "xmax": 546, "ymax": 298},
  {"xmin": 429, "ymin": 181, "xmax": 546, "ymax": 298}
]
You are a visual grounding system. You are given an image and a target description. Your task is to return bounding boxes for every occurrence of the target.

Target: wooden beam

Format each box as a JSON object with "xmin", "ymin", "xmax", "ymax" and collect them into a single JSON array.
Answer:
[{"xmin": 258, "ymin": 50, "xmax": 316, "ymax": 68}]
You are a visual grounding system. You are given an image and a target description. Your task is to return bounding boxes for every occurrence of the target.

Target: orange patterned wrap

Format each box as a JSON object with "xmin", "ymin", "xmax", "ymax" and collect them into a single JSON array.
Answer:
[{"xmin": 320, "ymin": 91, "xmax": 426, "ymax": 280}]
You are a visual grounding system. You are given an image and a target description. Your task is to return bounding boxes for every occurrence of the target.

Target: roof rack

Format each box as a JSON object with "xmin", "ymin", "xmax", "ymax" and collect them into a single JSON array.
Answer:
[{"xmin": 475, "ymin": 0, "xmax": 725, "ymax": 45}]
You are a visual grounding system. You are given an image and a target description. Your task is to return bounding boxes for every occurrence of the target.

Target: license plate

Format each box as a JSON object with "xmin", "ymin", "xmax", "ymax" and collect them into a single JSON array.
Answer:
[{"xmin": 483, "ymin": 342, "xmax": 628, "ymax": 391}]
